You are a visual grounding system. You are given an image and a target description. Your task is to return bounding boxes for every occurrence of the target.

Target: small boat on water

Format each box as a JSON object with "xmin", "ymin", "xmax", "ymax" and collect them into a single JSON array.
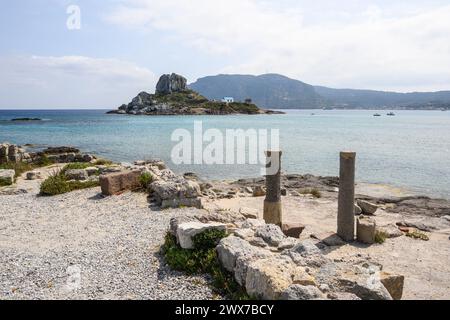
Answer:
[
  {"xmin": 373, "ymin": 113, "xmax": 381, "ymax": 117},
  {"xmin": 387, "ymin": 112, "xmax": 396, "ymax": 116}
]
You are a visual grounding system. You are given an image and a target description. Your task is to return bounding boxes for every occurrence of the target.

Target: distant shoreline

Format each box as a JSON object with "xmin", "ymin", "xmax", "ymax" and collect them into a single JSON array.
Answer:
[{"xmin": 0, "ymin": 108, "xmax": 448, "ymax": 111}]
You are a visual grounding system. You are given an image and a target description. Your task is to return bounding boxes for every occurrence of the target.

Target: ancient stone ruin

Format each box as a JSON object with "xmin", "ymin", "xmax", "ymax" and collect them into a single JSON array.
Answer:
[
  {"xmin": 263, "ymin": 151, "xmax": 283, "ymax": 227},
  {"xmin": 337, "ymin": 151, "xmax": 356, "ymax": 241},
  {"xmin": 170, "ymin": 211, "xmax": 404, "ymax": 300},
  {"xmin": 99, "ymin": 159, "xmax": 203, "ymax": 209},
  {"xmin": 165, "ymin": 150, "xmax": 405, "ymax": 300}
]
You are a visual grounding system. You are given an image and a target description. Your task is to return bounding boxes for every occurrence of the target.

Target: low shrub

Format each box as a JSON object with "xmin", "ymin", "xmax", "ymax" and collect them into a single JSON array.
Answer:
[
  {"xmin": 139, "ymin": 172, "xmax": 154, "ymax": 189},
  {"xmin": 406, "ymin": 230, "xmax": 430, "ymax": 241},
  {"xmin": 60, "ymin": 162, "xmax": 93, "ymax": 175},
  {"xmin": 375, "ymin": 231, "xmax": 388, "ymax": 244},
  {"xmin": 40, "ymin": 172, "xmax": 100, "ymax": 196},
  {"xmin": 40, "ymin": 173, "xmax": 71, "ymax": 196},
  {"xmin": 94, "ymin": 159, "xmax": 113, "ymax": 166},
  {"xmin": 162, "ymin": 230, "xmax": 250, "ymax": 300}
]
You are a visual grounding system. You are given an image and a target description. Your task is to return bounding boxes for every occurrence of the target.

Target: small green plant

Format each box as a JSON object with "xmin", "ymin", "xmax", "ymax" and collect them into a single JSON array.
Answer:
[
  {"xmin": 375, "ymin": 231, "xmax": 388, "ymax": 244},
  {"xmin": 94, "ymin": 159, "xmax": 113, "ymax": 166},
  {"xmin": 299, "ymin": 188, "xmax": 322, "ymax": 198},
  {"xmin": 406, "ymin": 230, "xmax": 430, "ymax": 241},
  {"xmin": 139, "ymin": 172, "xmax": 153, "ymax": 189},
  {"xmin": 40, "ymin": 173, "xmax": 71, "ymax": 196},
  {"xmin": 162, "ymin": 230, "xmax": 250, "ymax": 300},
  {"xmin": 40, "ymin": 172, "xmax": 100, "ymax": 196},
  {"xmin": 60, "ymin": 162, "xmax": 92, "ymax": 175}
]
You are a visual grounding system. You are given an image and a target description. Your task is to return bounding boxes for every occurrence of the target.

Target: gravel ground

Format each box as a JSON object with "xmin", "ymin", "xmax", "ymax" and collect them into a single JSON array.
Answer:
[{"xmin": 0, "ymin": 185, "xmax": 218, "ymax": 300}]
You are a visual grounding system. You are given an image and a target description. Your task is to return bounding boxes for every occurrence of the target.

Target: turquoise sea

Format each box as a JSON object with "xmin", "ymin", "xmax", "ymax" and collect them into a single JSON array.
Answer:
[{"xmin": 1, "ymin": 109, "xmax": 449, "ymax": 198}]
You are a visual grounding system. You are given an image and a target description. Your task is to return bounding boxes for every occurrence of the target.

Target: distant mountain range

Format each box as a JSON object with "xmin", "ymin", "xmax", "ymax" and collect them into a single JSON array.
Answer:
[{"xmin": 189, "ymin": 74, "xmax": 450, "ymax": 110}]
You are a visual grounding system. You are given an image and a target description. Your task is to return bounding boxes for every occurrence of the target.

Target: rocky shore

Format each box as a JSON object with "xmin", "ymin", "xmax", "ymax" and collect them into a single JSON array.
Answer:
[
  {"xmin": 1, "ymin": 144, "xmax": 450, "ymax": 300},
  {"xmin": 107, "ymin": 73, "xmax": 283, "ymax": 116}
]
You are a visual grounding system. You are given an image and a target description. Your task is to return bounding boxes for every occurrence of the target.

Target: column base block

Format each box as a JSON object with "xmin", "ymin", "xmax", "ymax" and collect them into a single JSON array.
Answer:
[{"xmin": 263, "ymin": 200, "xmax": 282, "ymax": 227}]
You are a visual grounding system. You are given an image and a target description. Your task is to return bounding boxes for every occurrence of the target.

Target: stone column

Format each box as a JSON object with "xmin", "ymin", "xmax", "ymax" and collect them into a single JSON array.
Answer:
[
  {"xmin": 337, "ymin": 151, "xmax": 356, "ymax": 241},
  {"xmin": 263, "ymin": 151, "xmax": 282, "ymax": 226}
]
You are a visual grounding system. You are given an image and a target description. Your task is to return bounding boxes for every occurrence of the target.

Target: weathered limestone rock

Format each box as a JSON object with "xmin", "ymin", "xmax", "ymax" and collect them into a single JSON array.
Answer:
[
  {"xmin": 42, "ymin": 146, "xmax": 80, "ymax": 154},
  {"xmin": 177, "ymin": 222, "xmax": 227, "ymax": 249},
  {"xmin": 253, "ymin": 186, "xmax": 266, "ymax": 197},
  {"xmin": 0, "ymin": 169, "xmax": 15, "ymax": 186},
  {"xmin": 282, "ymin": 223, "xmax": 305, "ymax": 238},
  {"xmin": 292, "ymin": 267, "xmax": 317, "ymax": 286},
  {"xmin": 169, "ymin": 215, "xmax": 200, "ymax": 236},
  {"xmin": 263, "ymin": 151, "xmax": 282, "ymax": 226},
  {"xmin": 357, "ymin": 200, "xmax": 378, "ymax": 215},
  {"xmin": 245, "ymin": 257, "xmax": 295, "ymax": 300},
  {"xmin": 155, "ymin": 73, "xmax": 187, "ymax": 95},
  {"xmin": 255, "ymin": 224, "xmax": 287, "ymax": 247},
  {"xmin": 337, "ymin": 152, "xmax": 356, "ymax": 242},
  {"xmin": 85, "ymin": 167, "xmax": 99, "ymax": 176},
  {"xmin": 289, "ymin": 240, "xmax": 322, "ymax": 256},
  {"xmin": 99, "ymin": 170, "xmax": 141, "ymax": 196},
  {"xmin": 281, "ymin": 285, "xmax": 325, "ymax": 300},
  {"xmin": 312, "ymin": 232, "xmax": 347, "ymax": 247},
  {"xmin": 377, "ymin": 224, "xmax": 403, "ymax": 239},
  {"xmin": 65, "ymin": 169, "xmax": 88, "ymax": 181},
  {"xmin": 234, "ymin": 228, "xmax": 255, "ymax": 240},
  {"xmin": 0, "ymin": 143, "xmax": 9, "ymax": 164},
  {"xmin": 337, "ymin": 263, "xmax": 392, "ymax": 300},
  {"xmin": 327, "ymin": 292, "xmax": 361, "ymax": 300},
  {"xmin": 239, "ymin": 207, "xmax": 259, "ymax": 219},
  {"xmin": 26, "ymin": 171, "xmax": 42, "ymax": 180},
  {"xmin": 237, "ymin": 219, "xmax": 266, "ymax": 230},
  {"xmin": 216, "ymin": 236, "xmax": 272, "ymax": 285},
  {"xmin": 283, "ymin": 240, "xmax": 331, "ymax": 268},
  {"xmin": 380, "ymin": 272, "xmax": 404, "ymax": 300},
  {"xmin": 150, "ymin": 179, "xmax": 202, "ymax": 208},
  {"xmin": 277, "ymin": 237, "xmax": 299, "ymax": 251},
  {"xmin": 357, "ymin": 216, "xmax": 377, "ymax": 244},
  {"xmin": 396, "ymin": 218, "xmax": 450, "ymax": 232}
]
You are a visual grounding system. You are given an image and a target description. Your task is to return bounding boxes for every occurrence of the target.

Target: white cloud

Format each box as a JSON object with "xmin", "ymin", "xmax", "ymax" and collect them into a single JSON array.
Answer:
[
  {"xmin": 106, "ymin": 0, "xmax": 450, "ymax": 92},
  {"xmin": 0, "ymin": 55, "xmax": 156, "ymax": 108}
]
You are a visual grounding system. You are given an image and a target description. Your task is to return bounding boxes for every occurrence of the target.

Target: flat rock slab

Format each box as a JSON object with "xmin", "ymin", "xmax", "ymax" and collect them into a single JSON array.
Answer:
[
  {"xmin": 396, "ymin": 218, "xmax": 450, "ymax": 232},
  {"xmin": 312, "ymin": 233, "xmax": 347, "ymax": 247}
]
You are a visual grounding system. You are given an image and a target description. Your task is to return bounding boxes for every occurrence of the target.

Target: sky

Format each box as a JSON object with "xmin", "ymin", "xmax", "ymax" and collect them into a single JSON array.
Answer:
[{"xmin": 1, "ymin": 0, "xmax": 450, "ymax": 109}]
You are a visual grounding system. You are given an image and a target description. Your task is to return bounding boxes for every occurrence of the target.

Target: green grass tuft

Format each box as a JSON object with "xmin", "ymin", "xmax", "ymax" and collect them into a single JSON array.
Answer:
[
  {"xmin": 406, "ymin": 230, "xmax": 430, "ymax": 241},
  {"xmin": 60, "ymin": 162, "xmax": 93, "ymax": 176},
  {"xmin": 40, "ymin": 172, "xmax": 99, "ymax": 196},
  {"xmin": 139, "ymin": 172, "xmax": 154, "ymax": 189},
  {"xmin": 375, "ymin": 231, "xmax": 388, "ymax": 244}
]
